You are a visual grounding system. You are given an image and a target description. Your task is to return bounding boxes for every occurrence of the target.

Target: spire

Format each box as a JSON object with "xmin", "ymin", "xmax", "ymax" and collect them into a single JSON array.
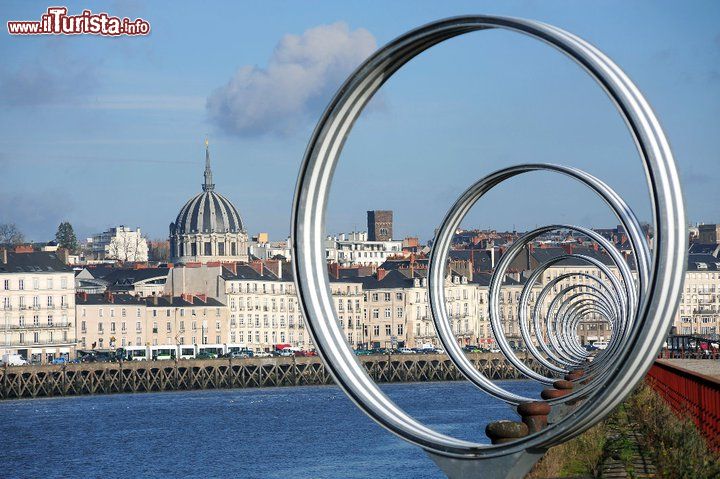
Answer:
[{"xmin": 202, "ymin": 137, "xmax": 215, "ymax": 192}]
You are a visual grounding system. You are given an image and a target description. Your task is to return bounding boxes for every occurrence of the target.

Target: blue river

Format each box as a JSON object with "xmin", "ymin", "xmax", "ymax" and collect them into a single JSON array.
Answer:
[{"xmin": 0, "ymin": 380, "xmax": 542, "ymax": 478}]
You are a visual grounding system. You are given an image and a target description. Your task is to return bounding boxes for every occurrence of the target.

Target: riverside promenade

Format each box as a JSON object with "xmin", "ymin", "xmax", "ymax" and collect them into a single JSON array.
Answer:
[{"xmin": 0, "ymin": 352, "xmax": 550, "ymax": 400}]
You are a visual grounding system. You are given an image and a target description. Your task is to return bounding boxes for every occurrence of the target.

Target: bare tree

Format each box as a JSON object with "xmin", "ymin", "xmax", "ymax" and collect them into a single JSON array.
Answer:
[{"xmin": 0, "ymin": 223, "xmax": 25, "ymax": 245}]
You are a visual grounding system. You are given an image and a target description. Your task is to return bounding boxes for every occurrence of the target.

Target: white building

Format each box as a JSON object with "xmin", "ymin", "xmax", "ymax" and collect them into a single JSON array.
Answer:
[
  {"xmin": 89, "ymin": 226, "xmax": 149, "ymax": 262},
  {"xmin": 325, "ymin": 231, "xmax": 404, "ymax": 267},
  {"xmin": 0, "ymin": 249, "xmax": 76, "ymax": 363}
]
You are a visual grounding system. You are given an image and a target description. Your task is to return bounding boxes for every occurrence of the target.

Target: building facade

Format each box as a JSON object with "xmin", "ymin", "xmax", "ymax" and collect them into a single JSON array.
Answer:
[
  {"xmin": 222, "ymin": 263, "xmax": 365, "ymax": 351},
  {"xmin": 0, "ymin": 250, "xmax": 76, "ymax": 363},
  {"xmin": 674, "ymin": 255, "xmax": 720, "ymax": 338},
  {"xmin": 75, "ymin": 292, "xmax": 228, "ymax": 351},
  {"xmin": 325, "ymin": 231, "xmax": 403, "ymax": 267}
]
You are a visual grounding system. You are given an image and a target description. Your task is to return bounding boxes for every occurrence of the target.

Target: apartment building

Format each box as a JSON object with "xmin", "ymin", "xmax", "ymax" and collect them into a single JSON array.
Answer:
[
  {"xmin": 0, "ymin": 249, "xmax": 76, "ymax": 363},
  {"xmin": 222, "ymin": 262, "xmax": 365, "ymax": 351},
  {"xmin": 75, "ymin": 292, "xmax": 227, "ymax": 350},
  {"xmin": 674, "ymin": 254, "xmax": 720, "ymax": 338},
  {"xmin": 350, "ymin": 268, "xmax": 481, "ymax": 349}
]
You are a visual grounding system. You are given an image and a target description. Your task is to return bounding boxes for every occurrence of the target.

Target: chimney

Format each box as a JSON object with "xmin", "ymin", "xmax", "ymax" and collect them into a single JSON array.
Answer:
[
  {"xmin": 152, "ymin": 293, "xmax": 159, "ymax": 306},
  {"xmin": 196, "ymin": 293, "xmax": 207, "ymax": 303},
  {"xmin": 250, "ymin": 259, "xmax": 263, "ymax": 276},
  {"xmin": 329, "ymin": 263, "xmax": 340, "ymax": 280},
  {"xmin": 14, "ymin": 245, "xmax": 33, "ymax": 253},
  {"xmin": 225, "ymin": 262, "xmax": 237, "ymax": 275},
  {"xmin": 104, "ymin": 291, "xmax": 114, "ymax": 303},
  {"xmin": 562, "ymin": 244, "xmax": 573, "ymax": 255},
  {"xmin": 377, "ymin": 268, "xmax": 388, "ymax": 281},
  {"xmin": 0, "ymin": 249, "xmax": 6, "ymax": 264}
]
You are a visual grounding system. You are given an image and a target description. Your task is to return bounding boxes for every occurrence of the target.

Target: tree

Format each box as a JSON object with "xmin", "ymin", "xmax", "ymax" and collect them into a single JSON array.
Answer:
[
  {"xmin": 0, "ymin": 223, "xmax": 25, "ymax": 245},
  {"xmin": 148, "ymin": 240, "xmax": 170, "ymax": 262},
  {"xmin": 55, "ymin": 222, "xmax": 78, "ymax": 252}
]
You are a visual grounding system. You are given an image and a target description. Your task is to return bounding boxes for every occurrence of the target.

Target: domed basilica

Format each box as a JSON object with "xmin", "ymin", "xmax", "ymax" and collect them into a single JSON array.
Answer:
[{"xmin": 169, "ymin": 140, "xmax": 249, "ymax": 263}]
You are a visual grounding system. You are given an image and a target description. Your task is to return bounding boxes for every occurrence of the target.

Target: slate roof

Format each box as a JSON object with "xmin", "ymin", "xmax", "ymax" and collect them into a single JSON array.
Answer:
[
  {"xmin": 0, "ymin": 252, "xmax": 72, "ymax": 274},
  {"xmin": 76, "ymin": 293, "xmax": 225, "ymax": 307},
  {"xmin": 687, "ymin": 254, "xmax": 720, "ymax": 271}
]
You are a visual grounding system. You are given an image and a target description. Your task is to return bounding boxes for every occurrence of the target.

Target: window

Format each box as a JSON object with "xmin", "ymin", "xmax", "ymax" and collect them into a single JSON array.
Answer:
[
  {"xmin": 99, "ymin": 308, "xmax": 104, "ymax": 318},
  {"xmin": 384, "ymin": 293, "xmax": 391, "ymax": 301},
  {"xmin": 373, "ymin": 325, "xmax": 380, "ymax": 335},
  {"xmin": 136, "ymin": 321, "xmax": 142, "ymax": 332},
  {"xmin": 397, "ymin": 324, "xmax": 404, "ymax": 335},
  {"xmin": 121, "ymin": 308, "xmax": 126, "ymax": 317},
  {"xmin": 3, "ymin": 280, "xmax": 8, "ymax": 290},
  {"xmin": 121, "ymin": 322, "xmax": 126, "ymax": 332},
  {"xmin": 81, "ymin": 321, "xmax": 86, "ymax": 332},
  {"xmin": 397, "ymin": 307, "xmax": 403, "ymax": 318},
  {"xmin": 166, "ymin": 322, "xmax": 171, "ymax": 332},
  {"xmin": 371, "ymin": 293, "xmax": 379, "ymax": 302},
  {"xmin": 98, "ymin": 322, "xmax": 104, "ymax": 333},
  {"xmin": 385, "ymin": 325, "xmax": 391, "ymax": 335},
  {"xmin": 18, "ymin": 279, "xmax": 23, "ymax": 290},
  {"xmin": 61, "ymin": 277, "xmax": 68, "ymax": 289},
  {"xmin": 372, "ymin": 309, "xmax": 379, "ymax": 319},
  {"xmin": 384, "ymin": 308, "xmax": 391, "ymax": 318},
  {"xmin": 111, "ymin": 322, "xmax": 116, "ymax": 332}
]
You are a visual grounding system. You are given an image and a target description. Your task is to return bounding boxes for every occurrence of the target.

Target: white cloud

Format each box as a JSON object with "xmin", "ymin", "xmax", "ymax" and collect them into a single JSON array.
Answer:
[{"xmin": 207, "ymin": 22, "xmax": 377, "ymax": 137}]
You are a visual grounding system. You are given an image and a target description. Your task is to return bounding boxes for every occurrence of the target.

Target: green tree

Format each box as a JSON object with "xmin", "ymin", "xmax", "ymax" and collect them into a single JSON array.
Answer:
[
  {"xmin": 0, "ymin": 223, "xmax": 25, "ymax": 245},
  {"xmin": 55, "ymin": 222, "xmax": 78, "ymax": 252}
]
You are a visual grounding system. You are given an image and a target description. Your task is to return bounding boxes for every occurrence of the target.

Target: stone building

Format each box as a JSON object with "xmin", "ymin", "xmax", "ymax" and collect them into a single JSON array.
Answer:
[
  {"xmin": 351, "ymin": 268, "xmax": 481, "ymax": 349},
  {"xmin": 674, "ymin": 254, "xmax": 720, "ymax": 338},
  {"xmin": 367, "ymin": 210, "xmax": 393, "ymax": 241},
  {"xmin": 222, "ymin": 262, "xmax": 364, "ymax": 351},
  {"xmin": 75, "ymin": 292, "xmax": 228, "ymax": 351},
  {"xmin": 0, "ymin": 249, "xmax": 76, "ymax": 363},
  {"xmin": 169, "ymin": 140, "xmax": 249, "ymax": 264}
]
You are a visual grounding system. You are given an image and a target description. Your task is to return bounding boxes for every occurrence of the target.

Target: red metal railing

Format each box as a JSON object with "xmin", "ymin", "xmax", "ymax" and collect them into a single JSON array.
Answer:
[{"xmin": 646, "ymin": 360, "xmax": 720, "ymax": 450}]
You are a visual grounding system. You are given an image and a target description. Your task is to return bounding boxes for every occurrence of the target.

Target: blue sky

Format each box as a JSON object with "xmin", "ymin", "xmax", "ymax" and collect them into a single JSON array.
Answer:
[{"xmin": 0, "ymin": 1, "xmax": 718, "ymax": 242}]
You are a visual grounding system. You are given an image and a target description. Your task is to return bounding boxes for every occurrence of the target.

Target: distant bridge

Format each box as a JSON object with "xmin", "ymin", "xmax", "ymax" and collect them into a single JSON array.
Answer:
[{"xmin": 0, "ymin": 353, "xmax": 550, "ymax": 400}]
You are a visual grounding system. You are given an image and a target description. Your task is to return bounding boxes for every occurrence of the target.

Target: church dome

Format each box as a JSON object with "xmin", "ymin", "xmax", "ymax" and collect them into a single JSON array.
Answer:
[
  {"xmin": 171, "ymin": 140, "xmax": 245, "ymax": 235},
  {"xmin": 174, "ymin": 190, "xmax": 244, "ymax": 234}
]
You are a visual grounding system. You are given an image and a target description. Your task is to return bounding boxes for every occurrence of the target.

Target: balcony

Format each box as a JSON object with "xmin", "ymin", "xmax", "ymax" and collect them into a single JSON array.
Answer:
[
  {"xmin": 0, "ymin": 322, "xmax": 72, "ymax": 331},
  {"xmin": 0, "ymin": 338, "xmax": 76, "ymax": 347}
]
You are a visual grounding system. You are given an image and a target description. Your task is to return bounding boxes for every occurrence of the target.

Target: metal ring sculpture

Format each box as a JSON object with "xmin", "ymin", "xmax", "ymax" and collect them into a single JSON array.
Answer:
[{"xmin": 291, "ymin": 15, "xmax": 686, "ymax": 478}]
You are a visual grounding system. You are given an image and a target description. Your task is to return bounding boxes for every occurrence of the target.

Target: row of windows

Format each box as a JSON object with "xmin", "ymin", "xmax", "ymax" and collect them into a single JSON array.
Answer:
[
  {"xmin": 2, "ymin": 277, "xmax": 70, "ymax": 291},
  {"xmin": 2, "ymin": 295, "xmax": 70, "ymax": 308}
]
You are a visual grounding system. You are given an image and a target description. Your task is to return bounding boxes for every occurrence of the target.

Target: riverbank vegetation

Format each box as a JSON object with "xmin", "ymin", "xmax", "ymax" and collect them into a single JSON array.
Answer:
[{"xmin": 527, "ymin": 382, "xmax": 720, "ymax": 478}]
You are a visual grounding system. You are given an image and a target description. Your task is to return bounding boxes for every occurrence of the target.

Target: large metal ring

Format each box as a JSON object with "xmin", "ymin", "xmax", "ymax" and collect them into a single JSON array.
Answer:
[{"xmin": 291, "ymin": 15, "xmax": 686, "ymax": 460}]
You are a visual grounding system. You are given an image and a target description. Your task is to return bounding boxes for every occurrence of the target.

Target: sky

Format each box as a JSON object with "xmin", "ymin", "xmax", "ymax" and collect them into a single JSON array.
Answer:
[{"xmin": 0, "ymin": 1, "xmax": 718, "ymax": 243}]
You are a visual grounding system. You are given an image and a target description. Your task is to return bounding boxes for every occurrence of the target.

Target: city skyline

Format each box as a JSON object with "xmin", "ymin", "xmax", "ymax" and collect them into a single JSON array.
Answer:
[{"xmin": 1, "ymin": 1, "xmax": 718, "ymax": 242}]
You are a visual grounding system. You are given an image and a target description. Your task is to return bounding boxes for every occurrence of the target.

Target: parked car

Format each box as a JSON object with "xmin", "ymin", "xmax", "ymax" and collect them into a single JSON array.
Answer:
[
  {"xmin": 398, "ymin": 347, "xmax": 414, "ymax": 355},
  {"xmin": 276, "ymin": 349, "xmax": 294, "ymax": 357},
  {"xmin": 354, "ymin": 349, "xmax": 373, "ymax": 356},
  {"xmin": 195, "ymin": 351, "xmax": 217, "ymax": 360},
  {"xmin": 227, "ymin": 351, "xmax": 251, "ymax": 359},
  {"xmin": 254, "ymin": 351, "xmax": 273, "ymax": 358},
  {"xmin": 51, "ymin": 357, "xmax": 68, "ymax": 365}
]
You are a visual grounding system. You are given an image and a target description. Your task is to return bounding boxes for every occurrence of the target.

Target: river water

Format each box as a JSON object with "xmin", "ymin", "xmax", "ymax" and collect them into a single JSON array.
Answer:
[{"xmin": 0, "ymin": 380, "xmax": 542, "ymax": 478}]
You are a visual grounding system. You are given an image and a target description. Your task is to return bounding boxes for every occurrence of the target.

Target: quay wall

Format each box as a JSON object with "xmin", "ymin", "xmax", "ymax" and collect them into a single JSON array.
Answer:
[{"xmin": 0, "ymin": 353, "xmax": 549, "ymax": 400}]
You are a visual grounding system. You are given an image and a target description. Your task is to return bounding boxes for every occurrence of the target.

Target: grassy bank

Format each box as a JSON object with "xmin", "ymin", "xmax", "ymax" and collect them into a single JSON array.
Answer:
[
  {"xmin": 527, "ymin": 382, "xmax": 720, "ymax": 478},
  {"xmin": 626, "ymin": 383, "xmax": 720, "ymax": 479}
]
